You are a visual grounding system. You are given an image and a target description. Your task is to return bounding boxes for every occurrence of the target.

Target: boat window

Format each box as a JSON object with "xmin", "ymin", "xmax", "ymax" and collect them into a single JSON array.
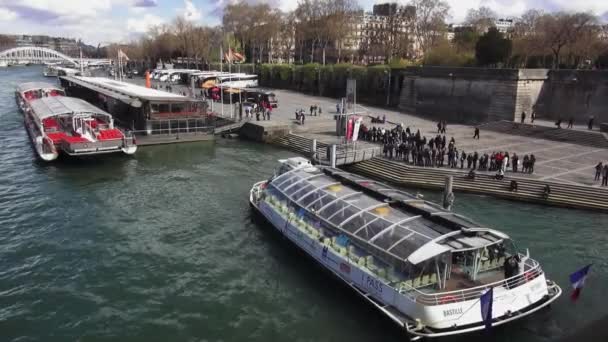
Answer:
[
  {"xmin": 356, "ymin": 219, "xmax": 392, "ymax": 240},
  {"xmin": 341, "ymin": 211, "xmax": 377, "ymax": 233},
  {"xmin": 389, "ymin": 233, "xmax": 430, "ymax": 259},
  {"xmin": 373, "ymin": 225, "xmax": 413, "ymax": 250},
  {"xmin": 171, "ymin": 103, "xmax": 186, "ymax": 113},
  {"xmin": 299, "ymin": 190, "xmax": 324, "ymax": 207},
  {"xmin": 150, "ymin": 103, "xmax": 170, "ymax": 114},
  {"xmin": 309, "ymin": 194, "xmax": 336, "ymax": 212}
]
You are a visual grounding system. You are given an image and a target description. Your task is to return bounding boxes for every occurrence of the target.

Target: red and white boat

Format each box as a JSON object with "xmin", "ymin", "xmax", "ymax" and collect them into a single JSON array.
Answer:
[
  {"xmin": 15, "ymin": 82, "xmax": 65, "ymax": 113},
  {"xmin": 20, "ymin": 94, "xmax": 137, "ymax": 161}
]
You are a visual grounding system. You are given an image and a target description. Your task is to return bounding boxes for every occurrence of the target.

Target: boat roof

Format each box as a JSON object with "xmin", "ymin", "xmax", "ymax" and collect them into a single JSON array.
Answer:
[
  {"xmin": 61, "ymin": 76, "xmax": 190, "ymax": 103},
  {"xmin": 16, "ymin": 82, "xmax": 62, "ymax": 93},
  {"xmin": 268, "ymin": 158, "xmax": 510, "ymax": 266},
  {"xmin": 29, "ymin": 96, "xmax": 111, "ymax": 120}
]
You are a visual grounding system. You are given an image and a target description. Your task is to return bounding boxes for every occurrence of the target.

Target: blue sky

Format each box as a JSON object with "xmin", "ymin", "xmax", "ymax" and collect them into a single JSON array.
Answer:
[{"xmin": 0, "ymin": 0, "xmax": 607, "ymax": 45}]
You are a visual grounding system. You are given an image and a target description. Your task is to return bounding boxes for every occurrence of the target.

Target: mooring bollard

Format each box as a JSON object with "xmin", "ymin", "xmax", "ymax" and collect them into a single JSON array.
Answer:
[
  {"xmin": 443, "ymin": 176, "xmax": 454, "ymax": 210},
  {"xmin": 331, "ymin": 145, "xmax": 337, "ymax": 168}
]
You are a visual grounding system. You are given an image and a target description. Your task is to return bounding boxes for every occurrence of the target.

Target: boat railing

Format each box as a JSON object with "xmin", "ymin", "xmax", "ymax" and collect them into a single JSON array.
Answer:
[{"xmin": 401, "ymin": 257, "xmax": 543, "ymax": 306}]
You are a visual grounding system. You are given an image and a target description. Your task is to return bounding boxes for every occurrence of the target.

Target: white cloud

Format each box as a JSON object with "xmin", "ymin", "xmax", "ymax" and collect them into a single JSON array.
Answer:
[
  {"xmin": 127, "ymin": 13, "xmax": 165, "ymax": 33},
  {"xmin": 179, "ymin": 0, "xmax": 202, "ymax": 21},
  {"xmin": 0, "ymin": 8, "xmax": 17, "ymax": 21}
]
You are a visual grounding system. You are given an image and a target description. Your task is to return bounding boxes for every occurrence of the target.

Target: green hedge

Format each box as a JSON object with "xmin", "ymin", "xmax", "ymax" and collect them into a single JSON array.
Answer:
[{"xmin": 253, "ymin": 63, "xmax": 401, "ymax": 106}]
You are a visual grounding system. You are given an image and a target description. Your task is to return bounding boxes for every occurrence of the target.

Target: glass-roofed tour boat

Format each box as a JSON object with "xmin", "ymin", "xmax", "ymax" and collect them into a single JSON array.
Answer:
[{"xmin": 249, "ymin": 157, "xmax": 561, "ymax": 340}]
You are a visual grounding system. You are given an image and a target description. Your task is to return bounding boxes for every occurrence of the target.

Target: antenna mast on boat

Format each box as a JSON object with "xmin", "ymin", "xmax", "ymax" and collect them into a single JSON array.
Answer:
[{"xmin": 79, "ymin": 48, "xmax": 84, "ymax": 75}]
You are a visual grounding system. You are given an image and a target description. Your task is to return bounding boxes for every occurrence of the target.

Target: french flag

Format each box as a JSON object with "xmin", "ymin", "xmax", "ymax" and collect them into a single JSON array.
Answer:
[{"xmin": 569, "ymin": 264, "xmax": 592, "ymax": 301}]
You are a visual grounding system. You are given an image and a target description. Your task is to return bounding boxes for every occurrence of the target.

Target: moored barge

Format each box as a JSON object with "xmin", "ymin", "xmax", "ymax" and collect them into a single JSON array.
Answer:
[
  {"xmin": 21, "ymin": 95, "xmax": 136, "ymax": 161},
  {"xmin": 250, "ymin": 157, "xmax": 561, "ymax": 340},
  {"xmin": 59, "ymin": 76, "xmax": 213, "ymax": 145}
]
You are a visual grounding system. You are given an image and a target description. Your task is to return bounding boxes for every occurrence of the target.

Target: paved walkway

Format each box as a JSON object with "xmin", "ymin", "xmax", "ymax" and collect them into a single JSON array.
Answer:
[{"xmin": 137, "ymin": 78, "xmax": 608, "ymax": 187}]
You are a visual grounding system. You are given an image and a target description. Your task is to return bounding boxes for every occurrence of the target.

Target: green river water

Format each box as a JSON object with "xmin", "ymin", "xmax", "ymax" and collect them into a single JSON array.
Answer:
[{"xmin": 0, "ymin": 66, "xmax": 607, "ymax": 342}]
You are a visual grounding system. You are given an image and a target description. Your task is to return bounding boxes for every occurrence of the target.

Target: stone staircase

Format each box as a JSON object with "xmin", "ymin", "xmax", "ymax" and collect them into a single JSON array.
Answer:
[
  {"xmin": 346, "ymin": 157, "xmax": 608, "ymax": 212},
  {"xmin": 272, "ymin": 133, "xmax": 329, "ymax": 159},
  {"xmin": 480, "ymin": 120, "xmax": 608, "ymax": 148}
]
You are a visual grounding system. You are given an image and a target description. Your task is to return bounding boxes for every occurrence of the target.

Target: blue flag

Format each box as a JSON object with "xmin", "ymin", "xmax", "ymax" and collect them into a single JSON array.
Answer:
[{"xmin": 480, "ymin": 287, "xmax": 493, "ymax": 330}]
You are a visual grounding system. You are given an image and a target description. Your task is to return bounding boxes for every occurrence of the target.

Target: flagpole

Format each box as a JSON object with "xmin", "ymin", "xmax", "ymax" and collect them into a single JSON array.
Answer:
[
  {"xmin": 220, "ymin": 42, "xmax": 224, "ymax": 118},
  {"xmin": 229, "ymin": 40, "xmax": 233, "ymax": 119}
]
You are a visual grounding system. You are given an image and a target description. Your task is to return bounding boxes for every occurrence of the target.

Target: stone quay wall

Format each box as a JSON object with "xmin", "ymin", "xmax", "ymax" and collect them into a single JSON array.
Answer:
[{"xmin": 398, "ymin": 67, "xmax": 608, "ymax": 125}]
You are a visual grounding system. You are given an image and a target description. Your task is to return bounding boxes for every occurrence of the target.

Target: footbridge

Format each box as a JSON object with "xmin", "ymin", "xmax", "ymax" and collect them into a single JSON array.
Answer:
[{"xmin": 0, "ymin": 47, "xmax": 111, "ymax": 66}]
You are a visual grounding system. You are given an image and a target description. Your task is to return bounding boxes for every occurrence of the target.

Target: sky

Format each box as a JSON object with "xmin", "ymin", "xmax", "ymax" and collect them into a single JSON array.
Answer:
[{"xmin": 0, "ymin": 0, "xmax": 607, "ymax": 45}]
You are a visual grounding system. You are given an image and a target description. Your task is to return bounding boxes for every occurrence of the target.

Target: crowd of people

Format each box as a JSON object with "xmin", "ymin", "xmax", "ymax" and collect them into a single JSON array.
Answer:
[
  {"xmin": 242, "ymin": 101, "xmax": 273, "ymax": 121},
  {"xmin": 359, "ymin": 123, "xmax": 537, "ymax": 176}
]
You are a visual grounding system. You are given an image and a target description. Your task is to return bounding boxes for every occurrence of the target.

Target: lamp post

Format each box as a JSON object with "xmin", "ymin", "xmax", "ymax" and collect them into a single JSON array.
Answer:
[
  {"xmin": 384, "ymin": 68, "xmax": 392, "ymax": 106},
  {"xmin": 316, "ymin": 66, "xmax": 321, "ymax": 96}
]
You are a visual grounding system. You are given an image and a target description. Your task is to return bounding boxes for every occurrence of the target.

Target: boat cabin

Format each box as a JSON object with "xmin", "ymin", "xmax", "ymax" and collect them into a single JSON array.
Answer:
[
  {"xmin": 16, "ymin": 82, "xmax": 65, "ymax": 101},
  {"xmin": 59, "ymin": 76, "xmax": 208, "ymax": 135}
]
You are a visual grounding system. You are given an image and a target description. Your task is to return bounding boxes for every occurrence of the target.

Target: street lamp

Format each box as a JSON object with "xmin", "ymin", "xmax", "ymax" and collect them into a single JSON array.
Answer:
[
  {"xmin": 315, "ymin": 66, "xmax": 321, "ymax": 96},
  {"xmin": 384, "ymin": 68, "xmax": 392, "ymax": 106}
]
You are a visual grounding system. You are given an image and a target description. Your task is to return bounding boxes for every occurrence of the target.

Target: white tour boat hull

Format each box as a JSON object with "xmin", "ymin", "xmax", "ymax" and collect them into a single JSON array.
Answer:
[{"xmin": 249, "ymin": 180, "xmax": 561, "ymax": 340}]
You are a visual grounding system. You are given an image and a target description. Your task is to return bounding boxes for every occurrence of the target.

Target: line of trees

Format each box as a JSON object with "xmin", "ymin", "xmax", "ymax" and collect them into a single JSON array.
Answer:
[
  {"xmin": 102, "ymin": 2, "xmax": 607, "ymax": 70},
  {"xmin": 426, "ymin": 7, "xmax": 608, "ymax": 69}
]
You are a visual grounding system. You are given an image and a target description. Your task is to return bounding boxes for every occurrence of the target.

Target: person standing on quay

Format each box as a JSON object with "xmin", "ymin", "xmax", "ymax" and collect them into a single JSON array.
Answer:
[
  {"xmin": 473, "ymin": 127, "xmax": 480, "ymax": 139},
  {"xmin": 521, "ymin": 111, "xmax": 526, "ymax": 124},
  {"xmin": 567, "ymin": 117, "xmax": 574, "ymax": 129},
  {"xmin": 588, "ymin": 115, "xmax": 595, "ymax": 130},
  {"xmin": 603, "ymin": 164, "xmax": 608, "ymax": 186},
  {"xmin": 512, "ymin": 153, "xmax": 519, "ymax": 173},
  {"xmin": 595, "ymin": 162, "xmax": 603, "ymax": 181}
]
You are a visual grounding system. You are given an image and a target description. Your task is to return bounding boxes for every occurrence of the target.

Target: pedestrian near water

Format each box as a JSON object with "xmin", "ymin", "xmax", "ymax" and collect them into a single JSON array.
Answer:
[
  {"xmin": 529, "ymin": 154, "xmax": 536, "ymax": 174},
  {"xmin": 521, "ymin": 111, "xmax": 526, "ymax": 124},
  {"xmin": 473, "ymin": 127, "xmax": 480, "ymax": 139},
  {"xmin": 567, "ymin": 117, "xmax": 574, "ymax": 129},
  {"xmin": 531, "ymin": 109, "xmax": 536, "ymax": 124},
  {"xmin": 555, "ymin": 118, "xmax": 562, "ymax": 128},
  {"xmin": 603, "ymin": 164, "xmax": 608, "ymax": 186},
  {"xmin": 512, "ymin": 153, "xmax": 519, "ymax": 173},
  {"xmin": 460, "ymin": 151, "xmax": 466, "ymax": 169},
  {"xmin": 595, "ymin": 162, "xmax": 603, "ymax": 181},
  {"xmin": 473, "ymin": 152, "xmax": 479, "ymax": 170},
  {"xmin": 588, "ymin": 115, "xmax": 594, "ymax": 130}
]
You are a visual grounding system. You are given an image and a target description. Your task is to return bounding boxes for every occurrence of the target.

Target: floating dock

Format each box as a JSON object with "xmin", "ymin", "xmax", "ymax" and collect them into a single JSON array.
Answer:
[{"xmin": 59, "ymin": 76, "xmax": 215, "ymax": 145}]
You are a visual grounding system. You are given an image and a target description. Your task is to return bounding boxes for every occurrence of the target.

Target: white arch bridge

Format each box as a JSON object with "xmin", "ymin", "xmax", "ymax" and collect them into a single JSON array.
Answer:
[{"xmin": 0, "ymin": 47, "xmax": 112, "ymax": 66}]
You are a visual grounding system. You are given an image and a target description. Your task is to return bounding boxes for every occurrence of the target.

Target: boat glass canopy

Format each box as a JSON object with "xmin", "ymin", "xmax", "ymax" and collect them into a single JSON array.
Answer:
[{"xmin": 269, "ymin": 167, "xmax": 445, "ymax": 263}]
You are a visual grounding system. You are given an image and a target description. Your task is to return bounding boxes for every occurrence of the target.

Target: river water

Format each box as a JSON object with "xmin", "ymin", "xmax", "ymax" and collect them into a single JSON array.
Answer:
[{"xmin": 1, "ymin": 66, "xmax": 606, "ymax": 342}]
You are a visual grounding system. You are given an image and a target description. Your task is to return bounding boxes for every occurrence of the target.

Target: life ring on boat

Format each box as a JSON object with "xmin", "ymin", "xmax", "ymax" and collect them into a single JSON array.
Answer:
[
  {"xmin": 524, "ymin": 271, "xmax": 535, "ymax": 282},
  {"xmin": 439, "ymin": 295, "xmax": 457, "ymax": 304}
]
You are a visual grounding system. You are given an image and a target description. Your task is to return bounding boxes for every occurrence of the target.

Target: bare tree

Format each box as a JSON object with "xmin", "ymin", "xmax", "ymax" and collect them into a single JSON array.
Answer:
[
  {"xmin": 465, "ymin": 6, "xmax": 497, "ymax": 34},
  {"xmin": 538, "ymin": 12, "xmax": 597, "ymax": 69},
  {"xmin": 412, "ymin": 0, "xmax": 450, "ymax": 56},
  {"xmin": 511, "ymin": 9, "xmax": 544, "ymax": 67}
]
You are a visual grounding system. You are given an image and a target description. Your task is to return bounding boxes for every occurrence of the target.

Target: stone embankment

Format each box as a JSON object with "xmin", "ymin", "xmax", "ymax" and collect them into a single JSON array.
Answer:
[{"xmin": 346, "ymin": 158, "xmax": 608, "ymax": 212}]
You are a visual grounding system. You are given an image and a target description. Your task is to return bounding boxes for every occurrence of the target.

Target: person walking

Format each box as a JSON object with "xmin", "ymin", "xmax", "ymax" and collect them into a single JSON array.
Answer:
[
  {"xmin": 473, "ymin": 127, "xmax": 480, "ymax": 139},
  {"xmin": 531, "ymin": 110, "xmax": 536, "ymax": 124},
  {"xmin": 603, "ymin": 164, "xmax": 608, "ymax": 187},
  {"xmin": 588, "ymin": 115, "xmax": 595, "ymax": 130},
  {"xmin": 521, "ymin": 111, "xmax": 526, "ymax": 124},
  {"xmin": 595, "ymin": 162, "xmax": 603, "ymax": 181},
  {"xmin": 567, "ymin": 117, "xmax": 574, "ymax": 129}
]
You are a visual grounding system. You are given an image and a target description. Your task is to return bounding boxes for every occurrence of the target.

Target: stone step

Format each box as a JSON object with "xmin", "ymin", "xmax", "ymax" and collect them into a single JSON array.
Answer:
[{"xmin": 347, "ymin": 158, "xmax": 608, "ymax": 211}]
